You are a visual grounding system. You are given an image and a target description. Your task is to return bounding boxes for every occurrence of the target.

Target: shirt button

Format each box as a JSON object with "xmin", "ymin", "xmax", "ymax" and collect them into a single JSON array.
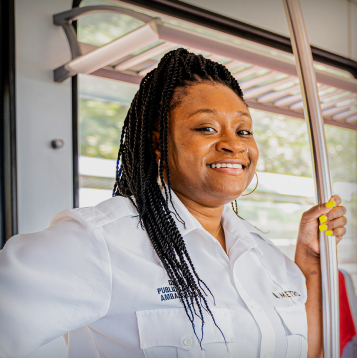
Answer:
[{"xmin": 183, "ymin": 338, "xmax": 192, "ymax": 346}]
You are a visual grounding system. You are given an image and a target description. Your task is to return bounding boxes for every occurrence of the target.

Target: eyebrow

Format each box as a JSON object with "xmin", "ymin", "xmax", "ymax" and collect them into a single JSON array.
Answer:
[{"xmin": 187, "ymin": 109, "xmax": 251, "ymax": 118}]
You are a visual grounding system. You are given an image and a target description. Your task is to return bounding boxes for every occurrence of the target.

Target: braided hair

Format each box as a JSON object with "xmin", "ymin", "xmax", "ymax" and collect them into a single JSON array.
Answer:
[{"xmin": 113, "ymin": 48, "xmax": 246, "ymax": 347}]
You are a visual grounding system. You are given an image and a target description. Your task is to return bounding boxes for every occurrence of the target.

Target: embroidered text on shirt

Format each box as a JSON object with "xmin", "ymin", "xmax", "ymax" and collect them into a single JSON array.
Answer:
[
  {"xmin": 272, "ymin": 290, "xmax": 301, "ymax": 299},
  {"xmin": 157, "ymin": 280, "xmax": 179, "ymax": 301}
]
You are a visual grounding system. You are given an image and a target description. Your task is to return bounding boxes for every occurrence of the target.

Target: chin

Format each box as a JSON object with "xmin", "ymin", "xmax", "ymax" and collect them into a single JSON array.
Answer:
[{"xmin": 206, "ymin": 188, "xmax": 245, "ymax": 205}]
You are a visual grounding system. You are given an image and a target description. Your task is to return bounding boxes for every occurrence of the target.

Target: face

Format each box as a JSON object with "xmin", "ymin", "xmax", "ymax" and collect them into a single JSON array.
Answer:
[{"xmin": 154, "ymin": 82, "xmax": 259, "ymax": 208}]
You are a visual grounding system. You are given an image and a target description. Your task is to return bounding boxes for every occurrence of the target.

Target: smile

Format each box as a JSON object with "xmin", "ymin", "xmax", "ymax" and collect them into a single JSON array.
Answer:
[{"xmin": 207, "ymin": 163, "xmax": 243, "ymax": 169}]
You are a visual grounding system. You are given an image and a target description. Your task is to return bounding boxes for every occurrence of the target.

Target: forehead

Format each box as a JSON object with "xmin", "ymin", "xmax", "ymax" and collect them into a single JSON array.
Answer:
[{"xmin": 171, "ymin": 82, "xmax": 250, "ymax": 120}]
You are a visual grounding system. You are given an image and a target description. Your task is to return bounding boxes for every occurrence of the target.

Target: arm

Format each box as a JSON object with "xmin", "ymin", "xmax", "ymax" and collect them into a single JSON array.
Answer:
[
  {"xmin": 294, "ymin": 195, "xmax": 347, "ymax": 358},
  {"xmin": 0, "ymin": 210, "xmax": 112, "ymax": 358},
  {"xmin": 295, "ymin": 243, "xmax": 323, "ymax": 358}
]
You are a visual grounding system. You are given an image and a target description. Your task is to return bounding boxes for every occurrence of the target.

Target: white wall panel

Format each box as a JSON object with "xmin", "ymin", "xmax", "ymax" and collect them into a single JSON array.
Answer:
[
  {"xmin": 300, "ymin": 0, "xmax": 349, "ymax": 58},
  {"xmin": 16, "ymin": 0, "xmax": 73, "ymax": 234},
  {"xmin": 16, "ymin": 1, "xmax": 72, "ymax": 355},
  {"xmin": 180, "ymin": 0, "xmax": 290, "ymax": 38},
  {"xmin": 180, "ymin": 0, "xmax": 350, "ymax": 58}
]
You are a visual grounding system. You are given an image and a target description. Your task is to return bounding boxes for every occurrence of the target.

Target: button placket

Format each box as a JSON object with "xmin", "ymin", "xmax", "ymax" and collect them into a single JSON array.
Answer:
[{"xmin": 232, "ymin": 265, "xmax": 275, "ymax": 358}]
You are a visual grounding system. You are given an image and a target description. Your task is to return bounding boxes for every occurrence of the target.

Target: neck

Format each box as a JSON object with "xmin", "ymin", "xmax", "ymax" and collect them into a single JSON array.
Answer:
[{"xmin": 172, "ymin": 189, "xmax": 224, "ymax": 237}]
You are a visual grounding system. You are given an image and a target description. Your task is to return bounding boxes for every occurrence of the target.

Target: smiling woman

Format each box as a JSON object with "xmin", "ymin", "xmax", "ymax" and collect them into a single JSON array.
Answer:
[
  {"xmin": 111, "ymin": 48, "xmax": 346, "ymax": 358},
  {"xmin": 0, "ymin": 48, "xmax": 348, "ymax": 358}
]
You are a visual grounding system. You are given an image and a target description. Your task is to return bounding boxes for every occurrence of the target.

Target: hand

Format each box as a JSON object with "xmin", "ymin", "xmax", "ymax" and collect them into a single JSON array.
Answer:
[{"xmin": 296, "ymin": 195, "xmax": 347, "ymax": 257}]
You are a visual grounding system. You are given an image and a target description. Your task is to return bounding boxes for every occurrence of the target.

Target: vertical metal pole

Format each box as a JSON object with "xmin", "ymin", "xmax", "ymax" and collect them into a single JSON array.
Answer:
[{"xmin": 282, "ymin": 1, "xmax": 340, "ymax": 357}]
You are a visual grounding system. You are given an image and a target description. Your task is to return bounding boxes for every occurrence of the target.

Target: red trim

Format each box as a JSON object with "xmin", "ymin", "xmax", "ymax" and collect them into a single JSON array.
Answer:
[{"xmin": 339, "ymin": 271, "xmax": 356, "ymax": 356}]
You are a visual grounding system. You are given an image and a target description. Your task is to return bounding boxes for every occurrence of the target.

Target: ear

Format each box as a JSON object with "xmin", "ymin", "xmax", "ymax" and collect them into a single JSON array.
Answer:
[{"xmin": 152, "ymin": 130, "xmax": 160, "ymax": 164}]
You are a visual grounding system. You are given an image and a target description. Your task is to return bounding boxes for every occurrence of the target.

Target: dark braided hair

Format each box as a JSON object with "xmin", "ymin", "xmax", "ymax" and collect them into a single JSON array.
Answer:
[{"xmin": 113, "ymin": 48, "xmax": 246, "ymax": 347}]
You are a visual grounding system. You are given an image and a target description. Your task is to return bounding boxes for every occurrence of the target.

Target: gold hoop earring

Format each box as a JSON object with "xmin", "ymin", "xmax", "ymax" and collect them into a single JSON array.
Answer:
[{"xmin": 241, "ymin": 172, "xmax": 258, "ymax": 196}]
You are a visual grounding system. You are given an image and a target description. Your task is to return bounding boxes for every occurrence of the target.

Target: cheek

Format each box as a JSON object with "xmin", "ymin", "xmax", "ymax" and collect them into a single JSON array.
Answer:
[
  {"xmin": 175, "ymin": 143, "xmax": 202, "ymax": 174},
  {"xmin": 170, "ymin": 131, "xmax": 204, "ymax": 161},
  {"xmin": 168, "ymin": 135, "xmax": 208, "ymax": 180},
  {"xmin": 250, "ymin": 143, "xmax": 259, "ymax": 162},
  {"xmin": 167, "ymin": 136, "xmax": 191, "ymax": 175}
]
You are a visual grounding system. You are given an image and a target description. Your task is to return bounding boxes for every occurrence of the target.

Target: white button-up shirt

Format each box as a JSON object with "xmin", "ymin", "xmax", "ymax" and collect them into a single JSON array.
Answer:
[{"xmin": 0, "ymin": 190, "xmax": 308, "ymax": 358}]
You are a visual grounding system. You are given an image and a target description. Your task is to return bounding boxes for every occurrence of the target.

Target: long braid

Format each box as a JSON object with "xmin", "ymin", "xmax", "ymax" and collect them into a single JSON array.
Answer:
[{"xmin": 113, "ymin": 48, "xmax": 246, "ymax": 347}]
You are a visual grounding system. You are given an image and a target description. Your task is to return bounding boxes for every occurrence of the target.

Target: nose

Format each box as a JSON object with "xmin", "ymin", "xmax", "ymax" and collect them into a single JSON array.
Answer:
[{"xmin": 216, "ymin": 133, "xmax": 247, "ymax": 154}]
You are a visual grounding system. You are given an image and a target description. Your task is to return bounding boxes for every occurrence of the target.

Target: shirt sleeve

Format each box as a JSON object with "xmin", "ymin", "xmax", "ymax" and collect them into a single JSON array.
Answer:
[{"xmin": 0, "ymin": 209, "xmax": 112, "ymax": 358}]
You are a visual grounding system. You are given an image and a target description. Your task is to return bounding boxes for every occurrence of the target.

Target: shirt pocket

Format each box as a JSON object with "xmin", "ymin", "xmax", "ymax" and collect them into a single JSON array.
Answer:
[
  {"xmin": 275, "ymin": 305, "xmax": 308, "ymax": 358},
  {"xmin": 136, "ymin": 307, "xmax": 236, "ymax": 358}
]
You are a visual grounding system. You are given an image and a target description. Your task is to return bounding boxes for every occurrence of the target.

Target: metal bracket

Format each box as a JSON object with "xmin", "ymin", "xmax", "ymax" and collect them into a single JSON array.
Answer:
[{"xmin": 53, "ymin": 5, "xmax": 154, "ymax": 82}]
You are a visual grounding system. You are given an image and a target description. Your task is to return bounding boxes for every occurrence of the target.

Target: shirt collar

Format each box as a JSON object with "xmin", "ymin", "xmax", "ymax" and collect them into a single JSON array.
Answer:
[
  {"xmin": 221, "ymin": 204, "xmax": 261, "ymax": 256},
  {"xmin": 166, "ymin": 188, "xmax": 261, "ymax": 255},
  {"xmin": 166, "ymin": 188, "xmax": 202, "ymax": 236}
]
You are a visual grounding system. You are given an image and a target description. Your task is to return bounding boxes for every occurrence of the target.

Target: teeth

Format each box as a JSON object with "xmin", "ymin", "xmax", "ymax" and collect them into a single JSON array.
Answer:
[{"xmin": 209, "ymin": 163, "xmax": 243, "ymax": 169}]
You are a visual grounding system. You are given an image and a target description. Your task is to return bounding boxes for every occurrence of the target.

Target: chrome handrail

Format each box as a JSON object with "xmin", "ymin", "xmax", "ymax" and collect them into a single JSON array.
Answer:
[{"xmin": 282, "ymin": 0, "xmax": 340, "ymax": 357}]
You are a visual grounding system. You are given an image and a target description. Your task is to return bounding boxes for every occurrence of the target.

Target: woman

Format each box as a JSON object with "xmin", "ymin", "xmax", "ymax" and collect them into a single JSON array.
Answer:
[{"xmin": 0, "ymin": 48, "xmax": 347, "ymax": 358}]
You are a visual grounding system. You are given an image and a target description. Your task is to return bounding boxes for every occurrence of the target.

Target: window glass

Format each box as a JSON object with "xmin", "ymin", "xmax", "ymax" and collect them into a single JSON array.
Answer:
[
  {"xmin": 325, "ymin": 125, "xmax": 357, "ymax": 286},
  {"xmin": 78, "ymin": 75, "xmax": 133, "ymax": 206}
]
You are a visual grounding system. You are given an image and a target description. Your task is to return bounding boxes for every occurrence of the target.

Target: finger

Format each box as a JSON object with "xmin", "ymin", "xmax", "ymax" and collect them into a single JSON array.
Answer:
[
  {"xmin": 303, "ymin": 195, "xmax": 341, "ymax": 221},
  {"xmin": 336, "ymin": 237, "xmax": 343, "ymax": 244},
  {"xmin": 319, "ymin": 205, "xmax": 347, "ymax": 224},
  {"xmin": 329, "ymin": 227, "xmax": 346, "ymax": 238},
  {"xmin": 318, "ymin": 216, "xmax": 347, "ymax": 233},
  {"xmin": 327, "ymin": 195, "xmax": 342, "ymax": 207},
  {"xmin": 320, "ymin": 226, "xmax": 346, "ymax": 238}
]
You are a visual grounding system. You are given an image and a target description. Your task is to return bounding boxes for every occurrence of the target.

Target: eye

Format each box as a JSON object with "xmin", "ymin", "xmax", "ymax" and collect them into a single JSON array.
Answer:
[
  {"xmin": 196, "ymin": 127, "xmax": 216, "ymax": 133},
  {"xmin": 237, "ymin": 130, "xmax": 252, "ymax": 136}
]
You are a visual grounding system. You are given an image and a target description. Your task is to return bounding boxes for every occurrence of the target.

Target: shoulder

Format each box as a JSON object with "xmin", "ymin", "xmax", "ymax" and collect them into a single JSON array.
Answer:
[
  {"xmin": 240, "ymin": 219, "xmax": 276, "ymax": 248},
  {"xmin": 49, "ymin": 195, "xmax": 137, "ymax": 230},
  {"xmin": 4, "ymin": 195, "xmax": 138, "ymax": 253},
  {"xmin": 241, "ymin": 218, "xmax": 306, "ymax": 287},
  {"xmin": 240, "ymin": 217, "xmax": 290, "ymax": 259}
]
